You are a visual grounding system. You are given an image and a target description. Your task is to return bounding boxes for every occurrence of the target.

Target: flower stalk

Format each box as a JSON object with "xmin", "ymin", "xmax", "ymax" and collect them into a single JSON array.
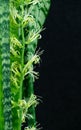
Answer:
[{"xmin": 0, "ymin": 0, "xmax": 50, "ymax": 130}]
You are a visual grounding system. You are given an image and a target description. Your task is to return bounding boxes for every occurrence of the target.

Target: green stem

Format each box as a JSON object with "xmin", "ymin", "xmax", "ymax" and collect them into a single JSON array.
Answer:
[
  {"xmin": 27, "ymin": 73, "xmax": 36, "ymax": 127},
  {"xmin": 18, "ymin": 5, "xmax": 25, "ymax": 130},
  {"xmin": 20, "ymin": 7, "xmax": 25, "ymax": 100}
]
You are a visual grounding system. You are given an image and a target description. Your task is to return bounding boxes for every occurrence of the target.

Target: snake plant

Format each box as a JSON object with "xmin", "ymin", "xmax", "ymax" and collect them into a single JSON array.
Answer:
[{"xmin": 0, "ymin": 0, "xmax": 50, "ymax": 130}]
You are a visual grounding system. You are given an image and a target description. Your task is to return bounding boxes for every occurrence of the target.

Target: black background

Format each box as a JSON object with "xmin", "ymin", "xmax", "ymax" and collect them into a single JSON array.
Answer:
[{"xmin": 35, "ymin": 0, "xmax": 81, "ymax": 130}]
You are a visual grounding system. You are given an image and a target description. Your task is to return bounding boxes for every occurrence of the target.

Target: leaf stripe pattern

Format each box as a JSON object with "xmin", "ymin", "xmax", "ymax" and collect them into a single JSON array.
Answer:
[
  {"xmin": 29, "ymin": 0, "xmax": 50, "ymax": 29},
  {"xmin": 0, "ymin": 2, "xmax": 3, "ymax": 129},
  {"xmin": 26, "ymin": 0, "xmax": 51, "ymax": 54},
  {"xmin": 0, "ymin": 0, "xmax": 12, "ymax": 130}
]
